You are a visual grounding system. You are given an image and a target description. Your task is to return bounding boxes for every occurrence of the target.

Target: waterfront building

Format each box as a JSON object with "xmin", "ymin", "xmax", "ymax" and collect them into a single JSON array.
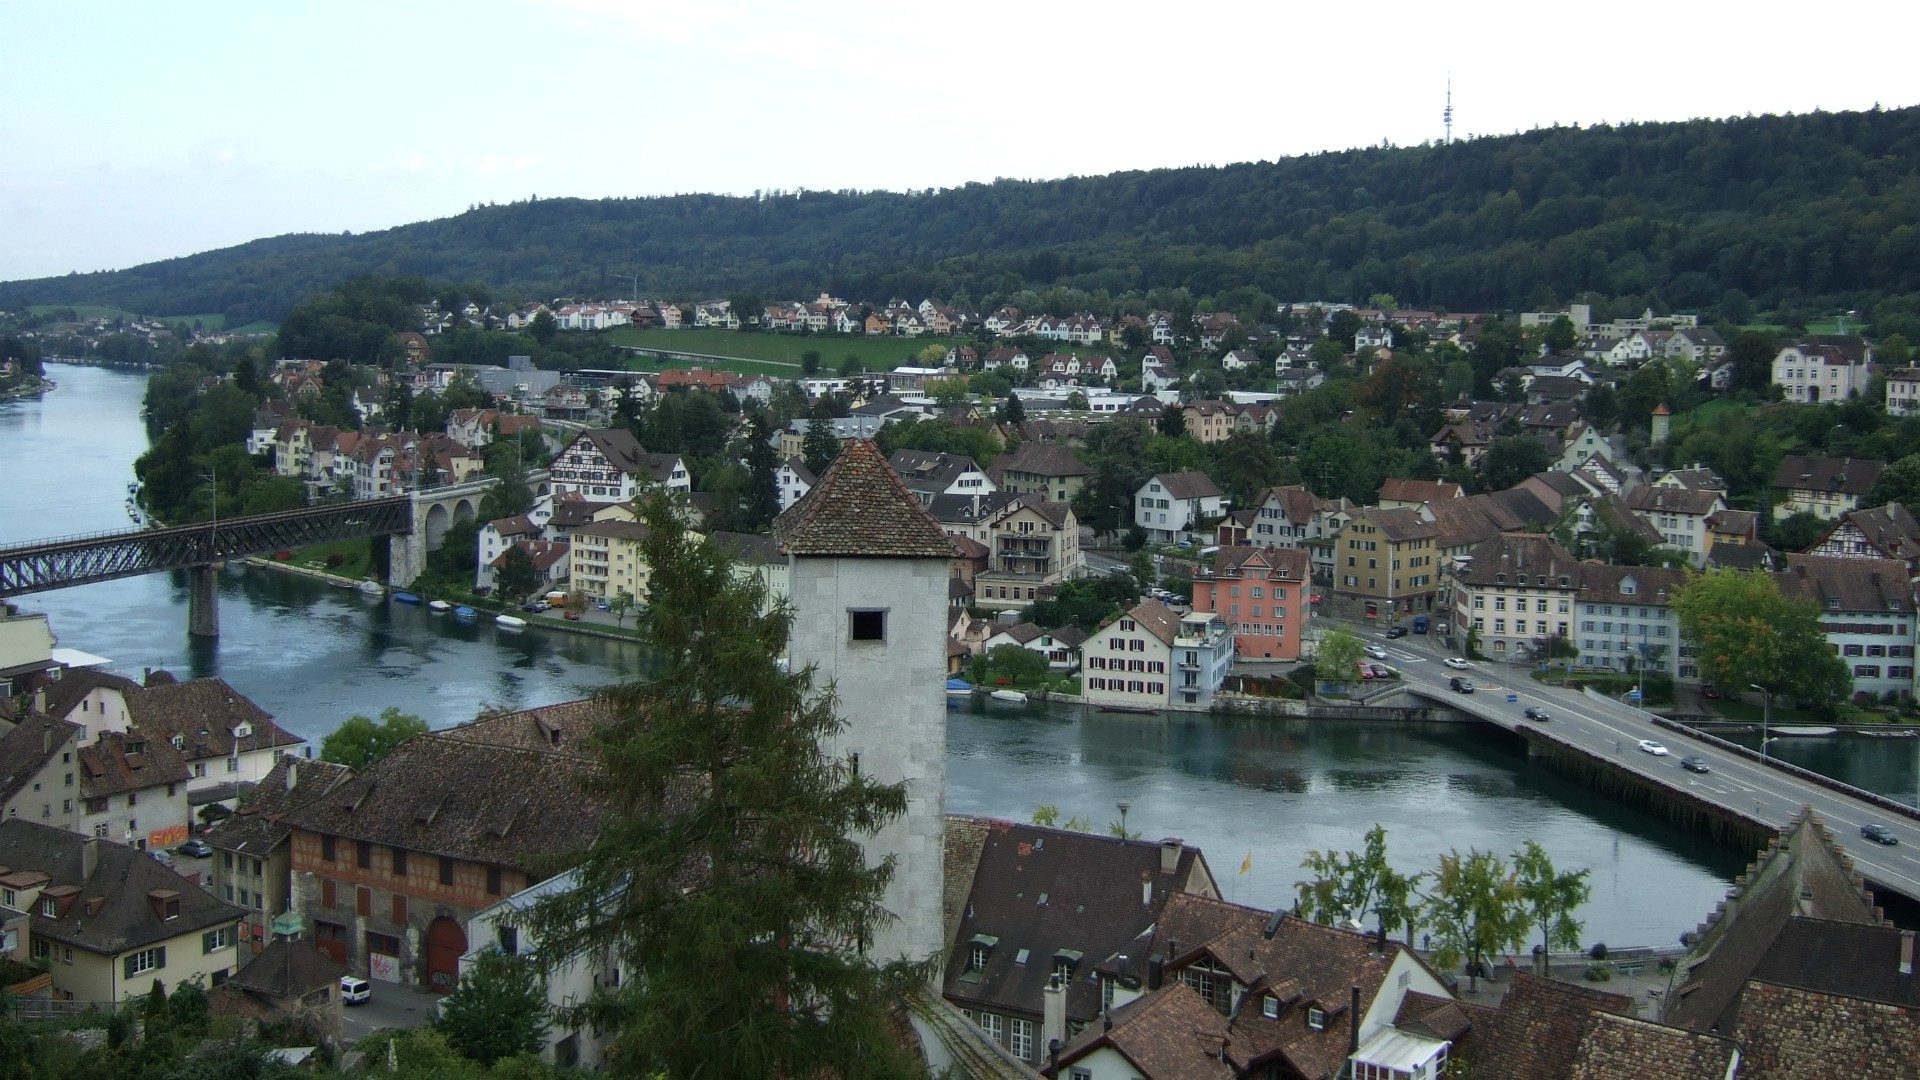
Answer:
[
  {"xmin": 942, "ymin": 818, "xmax": 1216, "ymax": 1066},
  {"xmin": 1447, "ymin": 534, "xmax": 1581, "ymax": 661},
  {"xmin": 1190, "ymin": 546, "xmax": 1311, "ymax": 661}
]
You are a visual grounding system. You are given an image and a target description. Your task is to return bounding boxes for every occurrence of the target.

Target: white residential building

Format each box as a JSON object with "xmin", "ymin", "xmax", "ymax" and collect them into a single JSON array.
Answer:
[
  {"xmin": 1773, "ymin": 339, "xmax": 1875, "ymax": 404},
  {"xmin": 1135, "ymin": 471, "xmax": 1226, "ymax": 545},
  {"xmin": 1081, "ymin": 601, "xmax": 1179, "ymax": 712},
  {"xmin": 461, "ymin": 871, "xmax": 618, "ymax": 1069}
]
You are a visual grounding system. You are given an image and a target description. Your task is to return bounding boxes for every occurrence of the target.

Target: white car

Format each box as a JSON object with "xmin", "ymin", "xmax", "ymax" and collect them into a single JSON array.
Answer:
[
  {"xmin": 1443, "ymin": 658, "xmax": 1470, "ymax": 670},
  {"xmin": 1365, "ymin": 645, "xmax": 1389, "ymax": 660},
  {"xmin": 341, "ymin": 976, "xmax": 371, "ymax": 1005},
  {"xmin": 1637, "ymin": 739, "xmax": 1670, "ymax": 757}
]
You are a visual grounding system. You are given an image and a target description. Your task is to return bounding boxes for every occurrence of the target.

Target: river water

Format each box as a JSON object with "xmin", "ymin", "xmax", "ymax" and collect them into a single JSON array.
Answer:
[{"xmin": 4, "ymin": 362, "xmax": 1841, "ymax": 947}]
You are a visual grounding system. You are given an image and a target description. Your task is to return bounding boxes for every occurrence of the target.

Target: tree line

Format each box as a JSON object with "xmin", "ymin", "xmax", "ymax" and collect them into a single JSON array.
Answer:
[{"xmin": 5, "ymin": 108, "xmax": 1920, "ymax": 337}]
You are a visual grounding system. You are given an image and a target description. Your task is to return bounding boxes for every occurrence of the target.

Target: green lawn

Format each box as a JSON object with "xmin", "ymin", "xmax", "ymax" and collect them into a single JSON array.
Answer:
[
  {"xmin": 30, "ymin": 304, "xmax": 231, "ymax": 329},
  {"xmin": 605, "ymin": 326, "xmax": 970, "ymax": 373},
  {"xmin": 288, "ymin": 538, "xmax": 375, "ymax": 580},
  {"xmin": 1708, "ymin": 697, "xmax": 1883, "ymax": 726},
  {"xmin": 1737, "ymin": 319, "xmax": 1861, "ymax": 336}
]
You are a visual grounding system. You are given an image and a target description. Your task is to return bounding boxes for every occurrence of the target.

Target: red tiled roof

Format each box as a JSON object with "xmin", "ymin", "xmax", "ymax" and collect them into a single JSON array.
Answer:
[{"xmin": 775, "ymin": 440, "xmax": 961, "ymax": 559}]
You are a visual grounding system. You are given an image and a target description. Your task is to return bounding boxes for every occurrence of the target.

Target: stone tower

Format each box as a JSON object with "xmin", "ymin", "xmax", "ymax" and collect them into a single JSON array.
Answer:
[
  {"xmin": 775, "ymin": 439, "xmax": 958, "ymax": 973},
  {"xmin": 1651, "ymin": 402, "xmax": 1671, "ymax": 446}
]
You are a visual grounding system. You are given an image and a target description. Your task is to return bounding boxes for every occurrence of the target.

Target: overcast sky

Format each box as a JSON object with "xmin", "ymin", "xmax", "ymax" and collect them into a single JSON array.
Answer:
[{"xmin": 4, "ymin": 0, "xmax": 1916, "ymax": 283}]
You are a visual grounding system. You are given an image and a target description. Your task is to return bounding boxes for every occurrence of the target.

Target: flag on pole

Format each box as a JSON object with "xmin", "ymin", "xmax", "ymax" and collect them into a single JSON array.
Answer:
[{"xmin": 1239, "ymin": 850, "xmax": 1253, "ymax": 875}]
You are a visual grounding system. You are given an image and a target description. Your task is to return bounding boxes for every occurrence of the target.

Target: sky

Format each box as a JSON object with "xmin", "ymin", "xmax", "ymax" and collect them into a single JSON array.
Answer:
[{"xmin": 3, "ymin": 0, "xmax": 1917, "ymax": 283}]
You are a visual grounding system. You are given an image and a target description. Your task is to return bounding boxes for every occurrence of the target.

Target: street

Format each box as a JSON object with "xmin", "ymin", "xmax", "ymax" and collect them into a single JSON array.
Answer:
[
  {"xmin": 339, "ymin": 980, "xmax": 443, "ymax": 1043},
  {"xmin": 1351, "ymin": 624, "xmax": 1920, "ymax": 901}
]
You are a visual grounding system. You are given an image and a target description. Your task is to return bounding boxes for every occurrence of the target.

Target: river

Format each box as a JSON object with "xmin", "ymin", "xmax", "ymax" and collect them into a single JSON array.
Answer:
[{"xmin": 2, "ymin": 362, "xmax": 1825, "ymax": 947}]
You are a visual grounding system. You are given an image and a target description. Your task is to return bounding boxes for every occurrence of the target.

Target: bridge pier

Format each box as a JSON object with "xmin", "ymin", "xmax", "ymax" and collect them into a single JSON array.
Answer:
[
  {"xmin": 384, "ymin": 529, "xmax": 426, "ymax": 588},
  {"xmin": 187, "ymin": 564, "xmax": 218, "ymax": 638}
]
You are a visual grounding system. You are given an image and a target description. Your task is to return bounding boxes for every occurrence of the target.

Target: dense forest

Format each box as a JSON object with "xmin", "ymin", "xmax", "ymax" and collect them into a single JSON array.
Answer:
[{"xmin": 5, "ymin": 108, "xmax": 1919, "ymax": 332}]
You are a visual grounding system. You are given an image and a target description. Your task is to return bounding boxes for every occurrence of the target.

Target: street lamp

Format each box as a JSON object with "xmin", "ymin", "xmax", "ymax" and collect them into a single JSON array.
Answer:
[{"xmin": 1750, "ymin": 684, "xmax": 1773, "ymax": 759}]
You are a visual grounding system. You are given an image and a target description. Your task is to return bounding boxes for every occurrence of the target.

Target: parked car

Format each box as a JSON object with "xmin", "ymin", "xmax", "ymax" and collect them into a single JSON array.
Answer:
[
  {"xmin": 1699, "ymin": 686, "xmax": 1722, "ymax": 700},
  {"xmin": 1449, "ymin": 677, "xmax": 1475, "ymax": 694},
  {"xmin": 174, "ymin": 838, "xmax": 213, "ymax": 858},
  {"xmin": 1680, "ymin": 756, "xmax": 1710, "ymax": 774},
  {"xmin": 341, "ymin": 976, "xmax": 371, "ymax": 1005},
  {"xmin": 1368, "ymin": 664, "xmax": 1393, "ymax": 679},
  {"xmin": 564, "ymin": 609, "xmax": 582, "ymax": 621},
  {"xmin": 522, "ymin": 600, "xmax": 548, "ymax": 613},
  {"xmin": 1638, "ymin": 739, "xmax": 1670, "ymax": 756},
  {"xmin": 1365, "ymin": 645, "xmax": 1389, "ymax": 660},
  {"xmin": 1523, "ymin": 707, "xmax": 1549, "ymax": 722},
  {"xmin": 1385, "ymin": 626, "xmax": 1409, "ymax": 639},
  {"xmin": 1861, "ymin": 823, "xmax": 1900, "ymax": 846},
  {"xmin": 1443, "ymin": 658, "xmax": 1470, "ymax": 670}
]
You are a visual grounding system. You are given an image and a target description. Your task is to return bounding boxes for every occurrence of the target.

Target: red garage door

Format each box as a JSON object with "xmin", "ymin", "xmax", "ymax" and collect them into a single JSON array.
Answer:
[{"xmin": 424, "ymin": 916, "xmax": 467, "ymax": 993}]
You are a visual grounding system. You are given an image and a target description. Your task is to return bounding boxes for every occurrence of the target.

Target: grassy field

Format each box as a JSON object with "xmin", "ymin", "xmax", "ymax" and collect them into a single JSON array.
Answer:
[
  {"xmin": 1738, "ymin": 319, "xmax": 1860, "ymax": 336},
  {"xmin": 605, "ymin": 326, "xmax": 970, "ymax": 372},
  {"xmin": 26, "ymin": 304, "xmax": 278, "ymax": 335},
  {"xmin": 287, "ymin": 538, "xmax": 376, "ymax": 581}
]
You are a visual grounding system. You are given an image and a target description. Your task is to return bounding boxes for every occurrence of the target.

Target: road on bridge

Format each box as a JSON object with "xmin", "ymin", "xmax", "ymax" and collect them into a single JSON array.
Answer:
[{"xmin": 1354, "ymin": 626, "xmax": 1920, "ymax": 902}]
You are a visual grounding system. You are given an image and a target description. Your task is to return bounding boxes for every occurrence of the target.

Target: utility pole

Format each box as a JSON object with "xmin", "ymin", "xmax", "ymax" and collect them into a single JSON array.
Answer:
[{"xmin": 614, "ymin": 272, "xmax": 641, "ymax": 305}]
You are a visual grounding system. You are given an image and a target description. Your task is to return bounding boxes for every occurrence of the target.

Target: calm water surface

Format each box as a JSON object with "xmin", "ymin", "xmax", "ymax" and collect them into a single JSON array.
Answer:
[{"xmin": 4, "ymin": 363, "xmax": 1847, "ymax": 945}]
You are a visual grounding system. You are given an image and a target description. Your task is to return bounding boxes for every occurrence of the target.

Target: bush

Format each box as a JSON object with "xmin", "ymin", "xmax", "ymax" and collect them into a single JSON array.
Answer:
[
  {"xmin": 1588, "ymin": 942, "xmax": 1608, "ymax": 960},
  {"xmin": 1583, "ymin": 963, "xmax": 1612, "ymax": 982}
]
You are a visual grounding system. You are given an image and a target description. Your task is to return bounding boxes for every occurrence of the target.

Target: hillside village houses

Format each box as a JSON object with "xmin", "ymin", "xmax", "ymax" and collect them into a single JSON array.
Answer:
[{"xmin": 1137, "ymin": 471, "xmax": 1226, "ymax": 545}]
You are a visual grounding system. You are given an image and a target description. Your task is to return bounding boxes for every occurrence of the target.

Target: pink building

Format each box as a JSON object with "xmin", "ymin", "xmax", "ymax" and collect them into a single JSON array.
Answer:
[{"xmin": 1189, "ymin": 546, "xmax": 1312, "ymax": 661}]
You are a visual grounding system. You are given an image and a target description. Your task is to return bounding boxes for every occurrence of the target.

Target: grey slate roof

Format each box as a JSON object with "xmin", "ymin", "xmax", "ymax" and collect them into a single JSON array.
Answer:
[
  {"xmin": 0, "ymin": 716, "xmax": 78, "ymax": 807},
  {"xmin": 0, "ymin": 818, "xmax": 245, "ymax": 956},
  {"xmin": 208, "ymin": 756, "xmax": 354, "ymax": 857},
  {"xmin": 1773, "ymin": 454, "xmax": 1886, "ymax": 497}
]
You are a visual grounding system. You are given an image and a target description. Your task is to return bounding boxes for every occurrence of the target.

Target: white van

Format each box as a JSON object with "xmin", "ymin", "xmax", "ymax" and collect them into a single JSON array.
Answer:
[{"xmin": 340, "ymin": 975, "xmax": 371, "ymax": 1005}]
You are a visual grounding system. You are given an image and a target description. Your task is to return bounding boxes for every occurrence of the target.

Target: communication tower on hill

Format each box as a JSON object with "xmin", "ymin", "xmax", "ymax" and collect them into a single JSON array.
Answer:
[{"xmin": 1444, "ymin": 76, "xmax": 1455, "ymax": 145}]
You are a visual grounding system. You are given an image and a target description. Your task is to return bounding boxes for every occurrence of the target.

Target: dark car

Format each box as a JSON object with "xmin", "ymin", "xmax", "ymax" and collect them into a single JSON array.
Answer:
[
  {"xmin": 1680, "ymin": 756, "xmax": 1710, "ymax": 774},
  {"xmin": 1699, "ymin": 686, "xmax": 1722, "ymax": 700},
  {"xmin": 174, "ymin": 838, "xmax": 213, "ymax": 858},
  {"xmin": 1861, "ymin": 823, "xmax": 1900, "ymax": 846},
  {"xmin": 1523, "ymin": 707, "xmax": 1549, "ymax": 722},
  {"xmin": 1449, "ymin": 677, "xmax": 1475, "ymax": 694},
  {"xmin": 1385, "ymin": 626, "xmax": 1409, "ymax": 639}
]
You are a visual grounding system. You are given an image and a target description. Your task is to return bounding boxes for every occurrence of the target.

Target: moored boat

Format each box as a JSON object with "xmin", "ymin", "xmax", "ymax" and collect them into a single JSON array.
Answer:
[
  {"xmin": 356, "ymin": 580, "xmax": 384, "ymax": 595},
  {"xmin": 392, "ymin": 592, "xmax": 422, "ymax": 605},
  {"xmin": 427, "ymin": 599, "xmax": 451, "ymax": 612},
  {"xmin": 495, "ymin": 614, "xmax": 527, "ymax": 629},
  {"xmin": 453, "ymin": 605, "xmax": 477, "ymax": 620},
  {"xmin": 946, "ymin": 677, "xmax": 974, "ymax": 699},
  {"xmin": 988, "ymin": 689, "xmax": 1028, "ymax": 706}
]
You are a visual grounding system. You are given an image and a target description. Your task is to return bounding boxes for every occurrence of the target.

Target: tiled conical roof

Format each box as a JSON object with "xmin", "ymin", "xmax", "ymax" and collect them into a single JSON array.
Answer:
[{"xmin": 775, "ymin": 439, "xmax": 961, "ymax": 559}]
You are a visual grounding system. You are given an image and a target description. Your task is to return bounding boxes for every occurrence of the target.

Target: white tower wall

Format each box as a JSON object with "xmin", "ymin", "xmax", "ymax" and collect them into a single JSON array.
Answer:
[{"xmin": 787, "ymin": 553, "xmax": 949, "ymax": 972}]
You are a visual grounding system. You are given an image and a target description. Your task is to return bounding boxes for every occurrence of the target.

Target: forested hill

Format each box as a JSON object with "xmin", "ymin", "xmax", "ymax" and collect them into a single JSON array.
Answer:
[{"xmin": 7, "ymin": 107, "xmax": 1920, "ymax": 329}]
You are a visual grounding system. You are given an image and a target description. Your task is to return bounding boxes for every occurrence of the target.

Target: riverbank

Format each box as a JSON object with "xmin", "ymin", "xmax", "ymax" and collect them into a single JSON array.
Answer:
[
  {"xmin": 0, "ymin": 376, "xmax": 54, "ymax": 400},
  {"xmin": 242, "ymin": 555, "xmax": 647, "ymax": 645}
]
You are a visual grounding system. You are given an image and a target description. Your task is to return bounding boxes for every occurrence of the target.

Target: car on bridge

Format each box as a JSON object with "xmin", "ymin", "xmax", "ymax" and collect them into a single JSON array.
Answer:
[
  {"xmin": 1638, "ymin": 739, "xmax": 1670, "ymax": 756},
  {"xmin": 1861, "ymin": 823, "xmax": 1900, "ymax": 846},
  {"xmin": 1680, "ymin": 756, "xmax": 1710, "ymax": 774},
  {"xmin": 1443, "ymin": 658, "xmax": 1470, "ymax": 670},
  {"xmin": 1448, "ymin": 677, "xmax": 1475, "ymax": 694},
  {"xmin": 1523, "ymin": 707, "xmax": 1549, "ymax": 722}
]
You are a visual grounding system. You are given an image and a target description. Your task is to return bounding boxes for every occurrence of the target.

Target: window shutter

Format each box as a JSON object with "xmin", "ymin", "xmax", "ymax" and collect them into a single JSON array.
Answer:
[
  {"xmin": 156, "ymin": 946, "xmax": 166, "ymax": 970},
  {"xmin": 124, "ymin": 954, "xmax": 136, "ymax": 979},
  {"xmin": 203, "ymin": 931, "xmax": 215, "ymax": 954}
]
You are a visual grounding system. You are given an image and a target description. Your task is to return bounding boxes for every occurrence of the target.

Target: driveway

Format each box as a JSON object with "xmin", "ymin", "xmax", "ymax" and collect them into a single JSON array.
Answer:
[{"xmin": 340, "ymin": 980, "xmax": 443, "ymax": 1043}]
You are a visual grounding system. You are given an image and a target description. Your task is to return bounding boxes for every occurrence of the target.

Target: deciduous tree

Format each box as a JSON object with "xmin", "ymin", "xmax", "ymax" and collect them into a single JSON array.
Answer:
[
  {"xmin": 1424, "ymin": 849, "xmax": 1530, "ymax": 992},
  {"xmin": 1512, "ymin": 841, "xmax": 1591, "ymax": 974},
  {"xmin": 1671, "ymin": 568, "xmax": 1851, "ymax": 708},
  {"xmin": 434, "ymin": 948, "xmax": 550, "ymax": 1066},
  {"xmin": 319, "ymin": 707, "xmax": 429, "ymax": 770},
  {"xmin": 1315, "ymin": 628, "xmax": 1365, "ymax": 688}
]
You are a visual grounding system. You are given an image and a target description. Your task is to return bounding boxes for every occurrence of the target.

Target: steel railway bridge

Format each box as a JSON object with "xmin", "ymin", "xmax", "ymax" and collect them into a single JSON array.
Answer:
[{"xmin": 0, "ymin": 497, "xmax": 413, "ymax": 637}]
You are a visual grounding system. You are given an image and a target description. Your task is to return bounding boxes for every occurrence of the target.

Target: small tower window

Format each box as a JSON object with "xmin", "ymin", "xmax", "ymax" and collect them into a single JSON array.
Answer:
[{"xmin": 849, "ymin": 609, "xmax": 886, "ymax": 642}]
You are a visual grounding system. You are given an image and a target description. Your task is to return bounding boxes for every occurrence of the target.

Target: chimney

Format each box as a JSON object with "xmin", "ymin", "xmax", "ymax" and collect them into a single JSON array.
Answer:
[
  {"xmin": 32, "ymin": 685, "xmax": 46, "ymax": 715},
  {"xmin": 1349, "ymin": 985, "xmax": 1361, "ymax": 1058},
  {"xmin": 1160, "ymin": 838, "xmax": 1181, "ymax": 875},
  {"xmin": 1142, "ymin": 878, "xmax": 1153, "ymax": 907},
  {"xmin": 81, "ymin": 836, "xmax": 100, "ymax": 880},
  {"xmin": 1146, "ymin": 958, "xmax": 1164, "ymax": 991},
  {"xmin": 1042, "ymin": 982, "xmax": 1068, "ymax": 1059},
  {"xmin": 1375, "ymin": 921, "xmax": 1388, "ymax": 956},
  {"xmin": 41, "ymin": 723, "xmax": 52, "ymax": 754},
  {"xmin": 1901, "ymin": 931, "xmax": 1915, "ymax": 977}
]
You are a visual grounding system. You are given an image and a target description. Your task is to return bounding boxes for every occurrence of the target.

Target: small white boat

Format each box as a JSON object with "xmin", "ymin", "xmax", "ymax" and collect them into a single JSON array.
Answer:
[
  {"xmin": 356, "ymin": 580, "xmax": 385, "ymax": 595},
  {"xmin": 989, "ymin": 689, "xmax": 1028, "ymax": 706},
  {"xmin": 495, "ymin": 614, "xmax": 527, "ymax": 630},
  {"xmin": 428, "ymin": 600, "xmax": 451, "ymax": 612}
]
